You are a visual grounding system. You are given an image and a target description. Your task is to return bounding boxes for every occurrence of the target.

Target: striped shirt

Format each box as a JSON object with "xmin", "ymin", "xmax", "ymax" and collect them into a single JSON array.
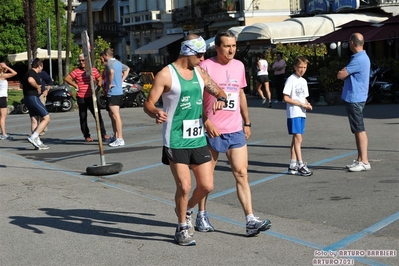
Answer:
[{"xmin": 69, "ymin": 67, "xmax": 100, "ymax": 98}]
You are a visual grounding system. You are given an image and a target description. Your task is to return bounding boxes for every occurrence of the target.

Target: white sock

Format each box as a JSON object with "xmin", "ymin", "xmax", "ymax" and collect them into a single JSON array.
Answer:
[
  {"xmin": 290, "ymin": 160, "xmax": 297, "ymax": 168},
  {"xmin": 246, "ymin": 214, "xmax": 255, "ymax": 223},
  {"xmin": 197, "ymin": 210, "xmax": 206, "ymax": 217},
  {"xmin": 298, "ymin": 161, "xmax": 304, "ymax": 168},
  {"xmin": 177, "ymin": 223, "xmax": 187, "ymax": 231},
  {"xmin": 31, "ymin": 132, "xmax": 39, "ymax": 139}
]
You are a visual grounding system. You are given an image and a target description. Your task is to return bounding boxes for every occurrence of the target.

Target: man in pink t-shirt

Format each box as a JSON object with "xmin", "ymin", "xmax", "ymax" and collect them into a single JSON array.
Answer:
[{"xmin": 196, "ymin": 30, "xmax": 271, "ymax": 237}]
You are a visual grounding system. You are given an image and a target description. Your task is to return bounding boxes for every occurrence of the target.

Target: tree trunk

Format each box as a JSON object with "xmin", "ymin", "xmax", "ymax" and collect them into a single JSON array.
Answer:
[
  {"xmin": 65, "ymin": 0, "xmax": 73, "ymax": 74},
  {"xmin": 30, "ymin": 0, "xmax": 38, "ymax": 59},
  {"xmin": 23, "ymin": 0, "xmax": 32, "ymax": 67},
  {"xmin": 55, "ymin": 0, "xmax": 63, "ymax": 84}
]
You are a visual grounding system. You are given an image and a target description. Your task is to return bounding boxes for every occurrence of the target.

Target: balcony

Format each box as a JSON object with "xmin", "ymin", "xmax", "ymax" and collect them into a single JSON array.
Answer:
[{"xmin": 172, "ymin": 0, "xmax": 238, "ymax": 23}]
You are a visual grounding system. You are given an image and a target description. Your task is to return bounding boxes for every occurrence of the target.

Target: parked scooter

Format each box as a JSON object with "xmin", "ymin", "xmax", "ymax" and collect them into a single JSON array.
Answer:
[
  {"xmin": 367, "ymin": 64, "xmax": 397, "ymax": 104},
  {"xmin": 19, "ymin": 83, "xmax": 75, "ymax": 114},
  {"xmin": 97, "ymin": 72, "xmax": 146, "ymax": 109}
]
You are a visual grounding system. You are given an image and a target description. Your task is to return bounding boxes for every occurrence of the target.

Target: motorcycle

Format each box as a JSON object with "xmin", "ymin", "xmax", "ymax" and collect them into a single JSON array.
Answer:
[
  {"xmin": 19, "ymin": 83, "xmax": 75, "ymax": 114},
  {"xmin": 97, "ymin": 72, "xmax": 146, "ymax": 109},
  {"xmin": 367, "ymin": 64, "xmax": 398, "ymax": 104}
]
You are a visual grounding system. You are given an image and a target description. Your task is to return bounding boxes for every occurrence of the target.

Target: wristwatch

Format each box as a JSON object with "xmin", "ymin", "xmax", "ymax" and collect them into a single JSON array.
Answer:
[
  {"xmin": 217, "ymin": 96, "xmax": 228, "ymax": 106},
  {"xmin": 243, "ymin": 123, "xmax": 251, "ymax": 127}
]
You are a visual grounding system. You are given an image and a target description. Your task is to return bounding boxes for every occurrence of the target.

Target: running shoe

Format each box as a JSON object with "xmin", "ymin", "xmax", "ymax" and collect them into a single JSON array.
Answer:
[
  {"xmin": 27, "ymin": 136, "xmax": 41, "ymax": 149},
  {"xmin": 106, "ymin": 135, "xmax": 116, "ymax": 144},
  {"xmin": 261, "ymin": 98, "xmax": 267, "ymax": 105},
  {"xmin": 0, "ymin": 134, "xmax": 13, "ymax": 140},
  {"xmin": 346, "ymin": 160, "xmax": 358, "ymax": 169},
  {"xmin": 37, "ymin": 143, "xmax": 50, "ymax": 150},
  {"xmin": 268, "ymin": 102, "xmax": 272, "ymax": 108},
  {"xmin": 109, "ymin": 138, "xmax": 125, "ymax": 147},
  {"xmin": 174, "ymin": 226, "xmax": 196, "ymax": 246},
  {"xmin": 186, "ymin": 211, "xmax": 194, "ymax": 236},
  {"xmin": 348, "ymin": 161, "xmax": 371, "ymax": 172},
  {"xmin": 195, "ymin": 211, "xmax": 215, "ymax": 232},
  {"xmin": 298, "ymin": 163, "xmax": 313, "ymax": 176},
  {"xmin": 246, "ymin": 218, "xmax": 272, "ymax": 237},
  {"xmin": 287, "ymin": 165, "xmax": 298, "ymax": 175}
]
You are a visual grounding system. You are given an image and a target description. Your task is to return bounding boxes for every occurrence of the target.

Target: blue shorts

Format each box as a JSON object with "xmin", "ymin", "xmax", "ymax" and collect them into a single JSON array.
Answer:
[
  {"xmin": 287, "ymin": 117, "xmax": 306, "ymax": 135},
  {"xmin": 345, "ymin": 101, "xmax": 365, "ymax": 133},
  {"xmin": 206, "ymin": 130, "xmax": 246, "ymax": 153},
  {"xmin": 24, "ymin": 95, "xmax": 49, "ymax": 118}
]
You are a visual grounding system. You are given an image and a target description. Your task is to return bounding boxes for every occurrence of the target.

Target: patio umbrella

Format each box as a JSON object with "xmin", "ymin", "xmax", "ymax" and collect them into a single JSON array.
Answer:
[{"xmin": 7, "ymin": 48, "xmax": 70, "ymax": 63}]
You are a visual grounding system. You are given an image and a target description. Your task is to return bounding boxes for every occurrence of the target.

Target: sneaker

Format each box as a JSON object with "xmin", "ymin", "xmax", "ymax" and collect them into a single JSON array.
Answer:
[
  {"xmin": 106, "ymin": 135, "xmax": 116, "ymax": 144},
  {"xmin": 246, "ymin": 218, "xmax": 272, "ymax": 237},
  {"xmin": 174, "ymin": 226, "xmax": 196, "ymax": 246},
  {"xmin": 268, "ymin": 102, "xmax": 272, "ymax": 108},
  {"xmin": 298, "ymin": 163, "xmax": 313, "ymax": 176},
  {"xmin": 261, "ymin": 98, "xmax": 267, "ymax": 105},
  {"xmin": 37, "ymin": 143, "xmax": 49, "ymax": 150},
  {"xmin": 195, "ymin": 211, "xmax": 215, "ymax": 232},
  {"xmin": 346, "ymin": 159, "xmax": 358, "ymax": 169},
  {"xmin": 349, "ymin": 161, "xmax": 371, "ymax": 172},
  {"xmin": 109, "ymin": 138, "xmax": 125, "ymax": 147},
  {"xmin": 186, "ymin": 211, "xmax": 194, "ymax": 236},
  {"xmin": 28, "ymin": 136, "xmax": 41, "ymax": 149},
  {"xmin": 287, "ymin": 165, "xmax": 298, "ymax": 175},
  {"xmin": 0, "ymin": 134, "xmax": 13, "ymax": 140}
]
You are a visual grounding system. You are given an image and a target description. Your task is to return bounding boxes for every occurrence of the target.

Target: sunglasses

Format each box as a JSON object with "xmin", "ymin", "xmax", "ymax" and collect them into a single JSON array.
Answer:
[
  {"xmin": 185, "ymin": 45, "xmax": 204, "ymax": 58},
  {"xmin": 79, "ymin": 59, "xmax": 85, "ymax": 62}
]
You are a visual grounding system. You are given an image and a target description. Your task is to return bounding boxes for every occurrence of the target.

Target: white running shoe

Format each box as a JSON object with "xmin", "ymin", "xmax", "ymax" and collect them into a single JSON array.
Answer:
[
  {"xmin": 349, "ymin": 161, "xmax": 371, "ymax": 172},
  {"xmin": 109, "ymin": 138, "xmax": 125, "ymax": 147},
  {"xmin": 346, "ymin": 160, "xmax": 358, "ymax": 169}
]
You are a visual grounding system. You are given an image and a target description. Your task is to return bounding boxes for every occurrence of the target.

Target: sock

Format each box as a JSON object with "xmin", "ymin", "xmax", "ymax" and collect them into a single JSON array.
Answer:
[
  {"xmin": 246, "ymin": 214, "xmax": 255, "ymax": 223},
  {"xmin": 177, "ymin": 223, "xmax": 187, "ymax": 231},
  {"xmin": 186, "ymin": 207, "xmax": 193, "ymax": 214},
  {"xmin": 31, "ymin": 132, "xmax": 39, "ymax": 139},
  {"xmin": 197, "ymin": 210, "xmax": 206, "ymax": 217},
  {"xmin": 290, "ymin": 159, "xmax": 297, "ymax": 168},
  {"xmin": 298, "ymin": 161, "xmax": 304, "ymax": 168}
]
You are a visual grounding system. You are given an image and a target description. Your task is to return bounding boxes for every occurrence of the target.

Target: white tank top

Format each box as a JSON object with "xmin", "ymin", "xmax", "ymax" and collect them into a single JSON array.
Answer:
[
  {"xmin": 257, "ymin": 59, "xmax": 268, "ymax": 76},
  {"xmin": 0, "ymin": 79, "xmax": 8, "ymax": 97}
]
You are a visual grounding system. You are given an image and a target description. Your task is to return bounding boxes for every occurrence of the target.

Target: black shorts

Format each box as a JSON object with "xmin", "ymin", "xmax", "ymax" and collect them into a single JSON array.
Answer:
[
  {"xmin": 256, "ymin": 75, "xmax": 269, "ymax": 83},
  {"xmin": 107, "ymin": 95, "xmax": 123, "ymax": 107},
  {"xmin": 24, "ymin": 95, "xmax": 49, "ymax": 117},
  {"xmin": 0, "ymin": 97, "xmax": 7, "ymax": 108},
  {"xmin": 162, "ymin": 146, "xmax": 211, "ymax": 165}
]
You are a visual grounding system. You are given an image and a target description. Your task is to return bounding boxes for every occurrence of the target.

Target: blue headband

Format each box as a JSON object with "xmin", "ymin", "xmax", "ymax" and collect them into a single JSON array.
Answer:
[{"xmin": 180, "ymin": 36, "xmax": 206, "ymax": 56}]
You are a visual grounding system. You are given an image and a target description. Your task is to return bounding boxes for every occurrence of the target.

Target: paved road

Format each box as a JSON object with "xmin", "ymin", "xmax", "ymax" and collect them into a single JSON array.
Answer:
[{"xmin": 1, "ymin": 98, "xmax": 398, "ymax": 266}]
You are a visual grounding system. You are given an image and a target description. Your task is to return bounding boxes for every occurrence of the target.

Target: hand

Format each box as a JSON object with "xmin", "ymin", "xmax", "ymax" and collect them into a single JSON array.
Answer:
[
  {"xmin": 155, "ymin": 111, "xmax": 167, "ymax": 124},
  {"xmin": 243, "ymin": 125, "xmax": 251, "ymax": 140},
  {"xmin": 204, "ymin": 121, "xmax": 220, "ymax": 138},
  {"xmin": 212, "ymin": 101, "xmax": 225, "ymax": 115}
]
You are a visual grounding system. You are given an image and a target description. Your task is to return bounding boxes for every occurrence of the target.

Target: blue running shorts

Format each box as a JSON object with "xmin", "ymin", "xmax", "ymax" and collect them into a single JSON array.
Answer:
[
  {"xmin": 206, "ymin": 130, "xmax": 246, "ymax": 153},
  {"xmin": 24, "ymin": 95, "xmax": 49, "ymax": 118}
]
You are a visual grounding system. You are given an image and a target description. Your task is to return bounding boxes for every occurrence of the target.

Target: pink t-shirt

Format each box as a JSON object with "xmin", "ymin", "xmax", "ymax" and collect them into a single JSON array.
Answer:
[{"xmin": 201, "ymin": 58, "xmax": 247, "ymax": 134}]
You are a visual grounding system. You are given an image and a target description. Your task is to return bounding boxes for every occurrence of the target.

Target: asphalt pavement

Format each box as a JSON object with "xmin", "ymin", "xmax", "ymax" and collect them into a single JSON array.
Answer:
[{"xmin": 1, "ymin": 97, "xmax": 398, "ymax": 266}]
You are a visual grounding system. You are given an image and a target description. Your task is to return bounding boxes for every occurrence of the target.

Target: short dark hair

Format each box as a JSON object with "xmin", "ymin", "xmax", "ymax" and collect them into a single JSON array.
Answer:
[
  {"xmin": 276, "ymin": 52, "xmax": 283, "ymax": 57},
  {"xmin": 31, "ymin": 58, "xmax": 43, "ymax": 68},
  {"xmin": 214, "ymin": 30, "xmax": 236, "ymax": 47}
]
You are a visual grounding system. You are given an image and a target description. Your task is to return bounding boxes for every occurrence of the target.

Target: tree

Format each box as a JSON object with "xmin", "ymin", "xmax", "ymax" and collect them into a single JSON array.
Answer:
[{"xmin": 0, "ymin": 0, "xmax": 77, "ymax": 66}]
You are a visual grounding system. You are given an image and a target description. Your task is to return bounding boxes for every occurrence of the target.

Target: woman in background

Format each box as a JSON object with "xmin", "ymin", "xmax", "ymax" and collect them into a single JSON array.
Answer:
[{"xmin": 0, "ymin": 62, "xmax": 17, "ymax": 140}]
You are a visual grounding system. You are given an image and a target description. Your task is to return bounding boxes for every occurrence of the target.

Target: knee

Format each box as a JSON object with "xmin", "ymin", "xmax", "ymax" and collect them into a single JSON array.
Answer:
[
  {"xmin": 179, "ymin": 183, "xmax": 192, "ymax": 196},
  {"xmin": 198, "ymin": 182, "xmax": 214, "ymax": 194}
]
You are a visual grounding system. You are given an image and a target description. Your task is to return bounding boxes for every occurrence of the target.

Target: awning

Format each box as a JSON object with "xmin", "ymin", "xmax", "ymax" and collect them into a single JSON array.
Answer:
[
  {"xmin": 236, "ymin": 13, "xmax": 389, "ymax": 44},
  {"xmin": 134, "ymin": 34, "xmax": 184, "ymax": 55},
  {"xmin": 7, "ymin": 48, "xmax": 70, "ymax": 63},
  {"xmin": 237, "ymin": 21, "xmax": 303, "ymax": 42},
  {"xmin": 74, "ymin": 0, "xmax": 108, "ymax": 13}
]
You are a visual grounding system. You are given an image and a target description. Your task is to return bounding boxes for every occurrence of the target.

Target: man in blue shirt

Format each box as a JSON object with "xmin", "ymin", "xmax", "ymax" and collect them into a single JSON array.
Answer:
[
  {"xmin": 103, "ymin": 48, "xmax": 130, "ymax": 147},
  {"xmin": 337, "ymin": 33, "xmax": 371, "ymax": 172}
]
